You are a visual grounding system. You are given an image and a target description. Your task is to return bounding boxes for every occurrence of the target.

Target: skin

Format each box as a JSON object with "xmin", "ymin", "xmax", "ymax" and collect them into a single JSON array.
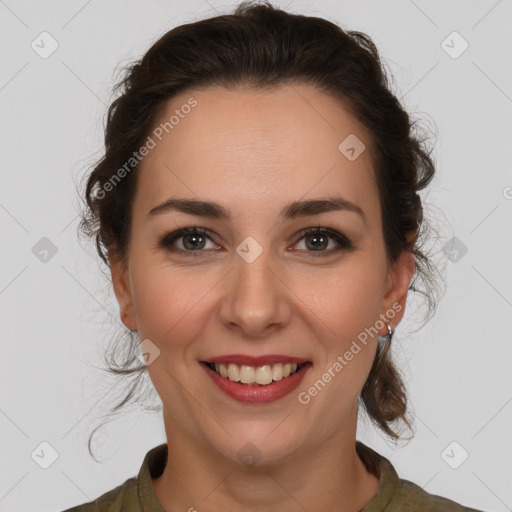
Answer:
[{"xmin": 110, "ymin": 84, "xmax": 415, "ymax": 512}]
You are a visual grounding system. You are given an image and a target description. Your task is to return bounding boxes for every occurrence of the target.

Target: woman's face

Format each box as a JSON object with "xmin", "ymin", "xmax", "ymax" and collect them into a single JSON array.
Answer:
[{"xmin": 111, "ymin": 84, "xmax": 414, "ymax": 464}]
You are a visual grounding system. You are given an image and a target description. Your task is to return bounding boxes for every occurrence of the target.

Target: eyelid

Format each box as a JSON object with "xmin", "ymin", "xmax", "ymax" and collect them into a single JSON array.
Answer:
[
  {"xmin": 158, "ymin": 225, "xmax": 353, "ymax": 256},
  {"xmin": 158, "ymin": 226, "xmax": 219, "ymax": 253},
  {"xmin": 292, "ymin": 226, "xmax": 353, "ymax": 255}
]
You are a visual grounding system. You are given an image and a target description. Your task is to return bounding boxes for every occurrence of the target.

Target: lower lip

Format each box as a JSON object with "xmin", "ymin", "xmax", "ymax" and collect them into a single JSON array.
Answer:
[{"xmin": 201, "ymin": 362, "xmax": 312, "ymax": 403}]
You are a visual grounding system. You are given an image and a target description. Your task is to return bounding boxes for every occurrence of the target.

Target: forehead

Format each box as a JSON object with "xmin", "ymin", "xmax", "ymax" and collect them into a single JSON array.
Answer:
[{"xmin": 134, "ymin": 84, "xmax": 379, "ymax": 222}]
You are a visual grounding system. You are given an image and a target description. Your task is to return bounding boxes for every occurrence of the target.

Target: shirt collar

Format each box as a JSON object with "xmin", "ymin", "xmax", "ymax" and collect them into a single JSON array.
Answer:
[
  {"xmin": 356, "ymin": 440, "xmax": 400, "ymax": 511},
  {"xmin": 136, "ymin": 440, "xmax": 400, "ymax": 511},
  {"xmin": 137, "ymin": 443, "xmax": 167, "ymax": 511}
]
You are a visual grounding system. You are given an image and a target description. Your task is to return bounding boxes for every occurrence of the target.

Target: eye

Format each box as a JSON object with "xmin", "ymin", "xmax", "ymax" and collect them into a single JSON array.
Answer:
[
  {"xmin": 158, "ymin": 226, "xmax": 219, "ymax": 255},
  {"xmin": 292, "ymin": 226, "xmax": 353, "ymax": 257},
  {"xmin": 158, "ymin": 225, "xmax": 353, "ymax": 257}
]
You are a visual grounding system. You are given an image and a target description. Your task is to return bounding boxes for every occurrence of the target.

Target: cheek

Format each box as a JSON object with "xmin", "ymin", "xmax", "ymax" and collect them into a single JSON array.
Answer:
[
  {"xmin": 129, "ymin": 231, "xmax": 386, "ymax": 351},
  {"xmin": 301, "ymin": 261, "xmax": 384, "ymax": 340},
  {"xmin": 296, "ymin": 261, "xmax": 383, "ymax": 391},
  {"xmin": 130, "ymin": 258, "xmax": 209, "ymax": 347}
]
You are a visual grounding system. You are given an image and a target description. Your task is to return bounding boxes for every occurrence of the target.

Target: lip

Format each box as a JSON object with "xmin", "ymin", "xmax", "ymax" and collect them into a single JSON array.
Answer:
[
  {"xmin": 200, "ymin": 361, "xmax": 312, "ymax": 403},
  {"xmin": 201, "ymin": 354, "xmax": 310, "ymax": 366}
]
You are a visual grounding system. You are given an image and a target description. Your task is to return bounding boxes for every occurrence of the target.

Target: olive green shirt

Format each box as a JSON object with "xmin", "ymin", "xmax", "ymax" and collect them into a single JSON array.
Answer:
[{"xmin": 62, "ymin": 441, "xmax": 484, "ymax": 511}]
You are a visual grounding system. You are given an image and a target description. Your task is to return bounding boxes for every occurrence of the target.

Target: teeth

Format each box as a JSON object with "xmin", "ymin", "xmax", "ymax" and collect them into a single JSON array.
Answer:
[
  {"xmin": 255, "ymin": 365, "xmax": 273, "ymax": 385},
  {"xmin": 227, "ymin": 363, "xmax": 240, "ymax": 382},
  {"xmin": 272, "ymin": 363, "xmax": 284, "ymax": 381},
  {"xmin": 211, "ymin": 362, "xmax": 302, "ymax": 385},
  {"xmin": 240, "ymin": 365, "xmax": 256, "ymax": 384}
]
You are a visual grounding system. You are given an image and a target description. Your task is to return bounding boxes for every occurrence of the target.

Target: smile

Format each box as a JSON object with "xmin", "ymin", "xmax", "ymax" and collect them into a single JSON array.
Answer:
[
  {"xmin": 200, "ymin": 357, "xmax": 313, "ymax": 403},
  {"xmin": 204, "ymin": 361, "xmax": 303, "ymax": 386}
]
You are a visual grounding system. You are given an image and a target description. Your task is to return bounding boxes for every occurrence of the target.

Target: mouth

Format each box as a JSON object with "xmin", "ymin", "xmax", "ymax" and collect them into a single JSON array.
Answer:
[{"xmin": 200, "ymin": 360, "xmax": 311, "ymax": 386}]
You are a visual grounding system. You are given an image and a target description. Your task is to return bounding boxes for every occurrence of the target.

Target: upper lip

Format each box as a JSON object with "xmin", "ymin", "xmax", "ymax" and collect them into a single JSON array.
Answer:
[{"xmin": 201, "ymin": 354, "xmax": 310, "ymax": 366}]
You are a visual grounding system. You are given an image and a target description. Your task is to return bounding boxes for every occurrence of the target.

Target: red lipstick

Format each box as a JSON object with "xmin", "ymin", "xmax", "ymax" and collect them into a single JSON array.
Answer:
[
  {"xmin": 202, "ymin": 354, "xmax": 309, "ymax": 366},
  {"xmin": 200, "ymin": 358, "xmax": 312, "ymax": 403}
]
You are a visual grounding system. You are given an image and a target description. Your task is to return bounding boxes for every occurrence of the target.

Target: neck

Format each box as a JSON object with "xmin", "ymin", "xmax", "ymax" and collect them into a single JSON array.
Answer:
[{"xmin": 152, "ymin": 408, "xmax": 380, "ymax": 512}]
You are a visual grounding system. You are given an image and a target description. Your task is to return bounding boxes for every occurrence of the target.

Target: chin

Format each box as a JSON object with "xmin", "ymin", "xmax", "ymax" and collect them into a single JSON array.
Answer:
[{"xmin": 212, "ymin": 430, "xmax": 305, "ymax": 468}]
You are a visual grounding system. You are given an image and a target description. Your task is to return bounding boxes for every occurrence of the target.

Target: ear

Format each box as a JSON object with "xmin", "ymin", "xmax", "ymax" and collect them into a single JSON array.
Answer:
[
  {"xmin": 380, "ymin": 248, "xmax": 416, "ymax": 335},
  {"xmin": 109, "ymin": 251, "xmax": 138, "ymax": 332}
]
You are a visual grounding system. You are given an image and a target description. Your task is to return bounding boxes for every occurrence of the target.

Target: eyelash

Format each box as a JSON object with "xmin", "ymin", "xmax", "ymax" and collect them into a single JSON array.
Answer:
[{"xmin": 158, "ymin": 225, "xmax": 353, "ymax": 258}]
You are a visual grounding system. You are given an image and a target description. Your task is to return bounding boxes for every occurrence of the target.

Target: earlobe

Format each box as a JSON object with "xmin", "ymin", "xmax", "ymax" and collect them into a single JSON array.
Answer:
[
  {"xmin": 110, "ymin": 254, "xmax": 138, "ymax": 332},
  {"xmin": 382, "ymin": 250, "xmax": 416, "ymax": 330}
]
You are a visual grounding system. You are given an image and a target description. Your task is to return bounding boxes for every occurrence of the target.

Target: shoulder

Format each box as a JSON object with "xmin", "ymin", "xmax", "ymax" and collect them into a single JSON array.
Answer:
[
  {"xmin": 393, "ymin": 477, "xmax": 485, "ymax": 512},
  {"xmin": 60, "ymin": 442, "xmax": 167, "ymax": 512},
  {"xmin": 356, "ymin": 441, "xmax": 485, "ymax": 512},
  {"xmin": 60, "ymin": 476, "xmax": 138, "ymax": 512}
]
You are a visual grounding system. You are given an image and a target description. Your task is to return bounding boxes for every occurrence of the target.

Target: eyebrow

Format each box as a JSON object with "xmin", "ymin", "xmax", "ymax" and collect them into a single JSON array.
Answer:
[
  {"xmin": 148, "ymin": 197, "xmax": 366, "ymax": 223},
  {"xmin": 148, "ymin": 197, "xmax": 366, "ymax": 222}
]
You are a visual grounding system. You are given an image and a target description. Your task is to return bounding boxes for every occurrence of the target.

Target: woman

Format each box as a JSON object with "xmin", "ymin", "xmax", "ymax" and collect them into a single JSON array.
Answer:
[{"xmin": 63, "ymin": 1, "xmax": 484, "ymax": 510}]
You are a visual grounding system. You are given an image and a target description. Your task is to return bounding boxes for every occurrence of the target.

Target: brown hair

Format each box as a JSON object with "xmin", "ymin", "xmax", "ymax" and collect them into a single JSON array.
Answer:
[{"xmin": 78, "ymin": 0, "xmax": 443, "ymax": 458}]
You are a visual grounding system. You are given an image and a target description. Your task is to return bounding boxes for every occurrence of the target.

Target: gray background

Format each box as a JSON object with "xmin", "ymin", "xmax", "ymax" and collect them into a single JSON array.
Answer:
[{"xmin": 1, "ymin": 0, "xmax": 511, "ymax": 510}]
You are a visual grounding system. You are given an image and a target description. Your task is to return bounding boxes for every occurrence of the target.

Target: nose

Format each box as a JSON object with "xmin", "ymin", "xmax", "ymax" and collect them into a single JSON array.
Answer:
[{"xmin": 219, "ymin": 245, "xmax": 292, "ymax": 339}]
